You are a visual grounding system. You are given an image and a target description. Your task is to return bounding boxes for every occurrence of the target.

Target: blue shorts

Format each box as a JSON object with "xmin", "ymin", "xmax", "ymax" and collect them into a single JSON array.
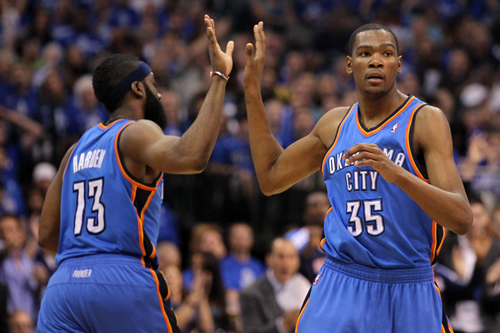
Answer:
[
  {"xmin": 37, "ymin": 254, "xmax": 180, "ymax": 333},
  {"xmin": 296, "ymin": 256, "xmax": 453, "ymax": 333}
]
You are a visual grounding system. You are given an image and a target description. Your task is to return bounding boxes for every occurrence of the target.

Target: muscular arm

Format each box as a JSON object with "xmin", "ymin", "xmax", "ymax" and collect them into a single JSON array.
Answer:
[
  {"xmin": 244, "ymin": 90, "xmax": 337, "ymax": 195},
  {"xmin": 38, "ymin": 145, "xmax": 75, "ymax": 255},
  {"xmin": 121, "ymin": 15, "xmax": 233, "ymax": 176},
  {"xmin": 120, "ymin": 76, "xmax": 229, "ymax": 175},
  {"xmin": 409, "ymin": 106, "xmax": 472, "ymax": 234},
  {"xmin": 243, "ymin": 22, "xmax": 335, "ymax": 195},
  {"xmin": 344, "ymin": 106, "xmax": 472, "ymax": 235}
]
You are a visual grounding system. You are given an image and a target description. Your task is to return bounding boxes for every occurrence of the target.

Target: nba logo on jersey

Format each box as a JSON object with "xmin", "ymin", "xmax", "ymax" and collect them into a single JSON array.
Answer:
[{"xmin": 391, "ymin": 123, "xmax": 399, "ymax": 133}]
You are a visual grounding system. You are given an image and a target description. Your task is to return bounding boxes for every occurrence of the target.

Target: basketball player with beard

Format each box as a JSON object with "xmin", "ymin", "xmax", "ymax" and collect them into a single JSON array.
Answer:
[{"xmin": 36, "ymin": 15, "xmax": 233, "ymax": 333}]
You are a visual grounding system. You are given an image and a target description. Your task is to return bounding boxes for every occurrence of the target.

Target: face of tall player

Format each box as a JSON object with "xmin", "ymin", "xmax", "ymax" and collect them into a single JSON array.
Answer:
[
  {"xmin": 346, "ymin": 29, "xmax": 402, "ymax": 97},
  {"xmin": 142, "ymin": 74, "xmax": 168, "ymax": 131}
]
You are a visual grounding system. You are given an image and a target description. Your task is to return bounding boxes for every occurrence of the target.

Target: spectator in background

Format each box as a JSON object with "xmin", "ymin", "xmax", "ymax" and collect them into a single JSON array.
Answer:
[
  {"xmin": 162, "ymin": 264, "xmax": 215, "ymax": 333},
  {"xmin": 0, "ymin": 214, "xmax": 48, "ymax": 324},
  {"xmin": 221, "ymin": 222, "xmax": 266, "ymax": 323},
  {"xmin": 265, "ymin": 98, "xmax": 294, "ymax": 149},
  {"xmin": 32, "ymin": 70, "xmax": 78, "ymax": 166},
  {"xmin": 435, "ymin": 196, "xmax": 500, "ymax": 333},
  {"xmin": 216, "ymin": 112, "xmax": 259, "ymax": 222},
  {"xmin": 184, "ymin": 251, "xmax": 234, "ymax": 332},
  {"xmin": 8, "ymin": 309, "xmax": 34, "ymax": 333},
  {"xmin": 157, "ymin": 241, "xmax": 182, "ymax": 271},
  {"xmin": 239, "ymin": 237, "xmax": 310, "ymax": 333},
  {"xmin": 491, "ymin": 206, "xmax": 500, "ymax": 241},
  {"xmin": 184, "ymin": 223, "xmax": 227, "ymax": 290},
  {"xmin": 284, "ymin": 191, "xmax": 330, "ymax": 282},
  {"xmin": 31, "ymin": 162, "xmax": 56, "ymax": 196},
  {"xmin": 1, "ymin": 62, "xmax": 38, "ymax": 119},
  {"xmin": 0, "ymin": 144, "xmax": 22, "ymax": 215},
  {"xmin": 32, "ymin": 42, "xmax": 64, "ymax": 88},
  {"xmin": 460, "ymin": 126, "xmax": 500, "ymax": 211},
  {"xmin": 159, "ymin": 87, "xmax": 184, "ymax": 137},
  {"xmin": 157, "ymin": 203, "xmax": 181, "ymax": 248},
  {"xmin": 284, "ymin": 191, "xmax": 329, "ymax": 253},
  {"xmin": 71, "ymin": 74, "xmax": 109, "ymax": 135}
]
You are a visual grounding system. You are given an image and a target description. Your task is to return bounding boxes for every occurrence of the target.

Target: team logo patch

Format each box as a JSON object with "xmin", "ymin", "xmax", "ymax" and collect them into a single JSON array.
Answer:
[
  {"xmin": 313, "ymin": 273, "xmax": 322, "ymax": 285},
  {"xmin": 391, "ymin": 123, "xmax": 399, "ymax": 133}
]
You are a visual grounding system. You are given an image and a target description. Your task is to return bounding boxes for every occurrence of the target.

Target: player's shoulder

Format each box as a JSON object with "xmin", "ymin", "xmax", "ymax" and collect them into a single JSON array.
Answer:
[
  {"xmin": 414, "ymin": 103, "xmax": 447, "ymax": 124},
  {"xmin": 313, "ymin": 106, "xmax": 351, "ymax": 137},
  {"xmin": 322, "ymin": 106, "xmax": 352, "ymax": 119},
  {"xmin": 120, "ymin": 119, "xmax": 163, "ymax": 140},
  {"xmin": 315, "ymin": 106, "xmax": 350, "ymax": 127}
]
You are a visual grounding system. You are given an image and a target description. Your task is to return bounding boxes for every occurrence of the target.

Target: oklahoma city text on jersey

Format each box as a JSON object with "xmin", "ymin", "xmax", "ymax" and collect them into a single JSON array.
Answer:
[{"xmin": 325, "ymin": 148, "xmax": 404, "ymax": 191}]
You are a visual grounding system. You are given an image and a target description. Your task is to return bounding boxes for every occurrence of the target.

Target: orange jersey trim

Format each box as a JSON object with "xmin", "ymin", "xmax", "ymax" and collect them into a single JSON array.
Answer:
[
  {"xmin": 113, "ymin": 122, "xmax": 159, "ymax": 191},
  {"xmin": 405, "ymin": 102, "xmax": 428, "ymax": 181},
  {"xmin": 131, "ymin": 186, "xmax": 147, "ymax": 262},
  {"xmin": 430, "ymin": 222, "xmax": 446, "ymax": 264},
  {"xmin": 149, "ymin": 269, "xmax": 174, "ymax": 332},
  {"xmin": 436, "ymin": 227, "xmax": 446, "ymax": 256},
  {"xmin": 322, "ymin": 106, "xmax": 355, "ymax": 174},
  {"xmin": 295, "ymin": 297, "xmax": 310, "ymax": 333},
  {"xmin": 319, "ymin": 207, "xmax": 332, "ymax": 250},
  {"xmin": 356, "ymin": 96, "xmax": 416, "ymax": 136},
  {"xmin": 98, "ymin": 119, "xmax": 122, "ymax": 130},
  {"xmin": 430, "ymin": 221, "xmax": 438, "ymax": 263}
]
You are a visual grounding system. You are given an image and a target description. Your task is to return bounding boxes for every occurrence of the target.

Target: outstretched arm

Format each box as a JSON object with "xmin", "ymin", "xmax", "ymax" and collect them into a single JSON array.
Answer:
[
  {"xmin": 243, "ymin": 22, "xmax": 331, "ymax": 195},
  {"xmin": 121, "ymin": 15, "xmax": 234, "ymax": 175},
  {"xmin": 343, "ymin": 106, "xmax": 472, "ymax": 235}
]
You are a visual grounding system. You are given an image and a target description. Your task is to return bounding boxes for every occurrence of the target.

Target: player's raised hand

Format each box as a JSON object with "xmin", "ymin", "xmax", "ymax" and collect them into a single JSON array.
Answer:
[
  {"xmin": 204, "ymin": 14, "xmax": 233, "ymax": 78},
  {"xmin": 244, "ymin": 21, "xmax": 266, "ymax": 86}
]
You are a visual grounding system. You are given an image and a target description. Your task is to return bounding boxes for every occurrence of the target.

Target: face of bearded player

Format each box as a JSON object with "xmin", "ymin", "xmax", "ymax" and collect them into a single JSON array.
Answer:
[{"xmin": 143, "ymin": 84, "xmax": 168, "ymax": 131}]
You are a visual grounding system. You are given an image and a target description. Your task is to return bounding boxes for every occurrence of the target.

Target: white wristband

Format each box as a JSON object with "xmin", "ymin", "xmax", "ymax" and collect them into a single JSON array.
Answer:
[{"xmin": 210, "ymin": 71, "xmax": 229, "ymax": 81}]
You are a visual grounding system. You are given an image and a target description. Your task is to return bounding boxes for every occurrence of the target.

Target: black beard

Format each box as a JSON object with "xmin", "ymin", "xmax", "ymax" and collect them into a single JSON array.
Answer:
[{"xmin": 144, "ymin": 85, "xmax": 168, "ymax": 131}]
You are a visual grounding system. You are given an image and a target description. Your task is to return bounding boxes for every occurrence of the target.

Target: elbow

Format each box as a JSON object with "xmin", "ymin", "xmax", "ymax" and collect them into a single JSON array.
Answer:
[
  {"xmin": 38, "ymin": 238, "xmax": 55, "ymax": 256},
  {"xmin": 260, "ymin": 187, "xmax": 275, "ymax": 197},
  {"xmin": 259, "ymin": 181, "xmax": 283, "ymax": 197},
  {"xmin": 189, "ymin": 157, "xmax": 209, "ymax": 174},
  {"xmin": 451, "ymin": 209, "xmax": 473, "ymax": 236}
]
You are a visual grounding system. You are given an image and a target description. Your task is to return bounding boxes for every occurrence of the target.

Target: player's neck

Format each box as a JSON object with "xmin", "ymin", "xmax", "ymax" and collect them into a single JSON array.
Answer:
[
  {"xmin": 110, "ymin": 105, "xmax": 142, "ymax": 122},
  {"xmin": 357, "ymin": 90, "xmax": 407, "ymax": 127}
]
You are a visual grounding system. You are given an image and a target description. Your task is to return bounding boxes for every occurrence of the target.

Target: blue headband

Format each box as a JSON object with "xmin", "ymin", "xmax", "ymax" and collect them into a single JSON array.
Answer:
[{"xmin": 105, "ymin": 61, "xmax": 152, "ymax": 105}]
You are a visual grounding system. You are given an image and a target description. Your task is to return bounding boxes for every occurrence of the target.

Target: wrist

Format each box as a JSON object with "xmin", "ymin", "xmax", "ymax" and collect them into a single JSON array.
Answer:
[{"xmin": 210, "ymin": 71, "xmax": 229, "ymax": 81}]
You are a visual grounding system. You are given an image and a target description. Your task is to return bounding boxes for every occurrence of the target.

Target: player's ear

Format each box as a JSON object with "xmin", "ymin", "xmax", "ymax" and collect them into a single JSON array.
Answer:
[
  {"xmin": 130, "ymin": 81, "xmax": 144, "ymax": 98},
  {"xmin": 397, "ymin": 55, "xmax": 402, "ymax": 74},
  {"xmin": 346, "ymin": 56, "xmax": 353, "ymax": 75}
]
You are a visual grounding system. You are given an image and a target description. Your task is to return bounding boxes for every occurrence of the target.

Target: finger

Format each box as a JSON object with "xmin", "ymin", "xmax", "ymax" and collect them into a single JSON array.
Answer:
[
  {"xmin": 204, "ymin": 14, "xmax": 214, "ymax": 29},
  {"xmin": 256, "ymin": 21, "xmax": 266, "ymax": 54},
  {"xmin": 344, "ymin": 143, "xmax": 375, "ymax": 159},
  {"xmin": 226, "ymin": 40, "xmax": 234, "ymax": 57},
  {"xmin": 206, "ymin": 26, "xmax": 221, "ymax": 53},
  {"xmin": 204, "ymin": 14, "xmax": 212, "ymax": 31},
  {"xmin": 349, "ymin": 151, "xmax": 379, "ymax": 163},
  {"xmin": 245, "ymin": 43, "xmax": 254, "ymax": 63}
]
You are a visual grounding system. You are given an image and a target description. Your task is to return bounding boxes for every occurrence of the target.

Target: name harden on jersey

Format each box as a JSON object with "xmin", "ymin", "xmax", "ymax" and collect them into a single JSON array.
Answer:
[
  {"xmin": 326, "ymin": 148, "xmax": 405, "ymax": 191},
  {"xmin": 73, "ymin": 149, "xmax": 106, "ymax": 173}
]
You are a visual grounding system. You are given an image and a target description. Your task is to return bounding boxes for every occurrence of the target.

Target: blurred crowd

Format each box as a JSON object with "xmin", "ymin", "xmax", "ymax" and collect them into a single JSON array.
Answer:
[{"xmin": 0, "ymin": 0, "xmax": 499, "ymax": 332}]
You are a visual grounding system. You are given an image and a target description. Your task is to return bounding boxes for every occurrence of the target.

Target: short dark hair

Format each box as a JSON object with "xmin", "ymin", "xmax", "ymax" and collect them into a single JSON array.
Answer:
[
  {"xmin": 348, "ymin": 23, "xmax": 399, "ymax": 56},
  {"xmin": 92, "ymin": 54, "xmax": 141, "ymax": 113}
]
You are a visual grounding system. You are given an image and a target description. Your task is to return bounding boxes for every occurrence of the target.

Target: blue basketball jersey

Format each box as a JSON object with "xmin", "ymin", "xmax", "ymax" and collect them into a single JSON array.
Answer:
[
  {"xmin": 321, "ymin": 95, "xmax": 445, "ymax": 269},
  {"xmin": 57, "ymin": 119, "xmax": 163, "ymax": 267}
]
